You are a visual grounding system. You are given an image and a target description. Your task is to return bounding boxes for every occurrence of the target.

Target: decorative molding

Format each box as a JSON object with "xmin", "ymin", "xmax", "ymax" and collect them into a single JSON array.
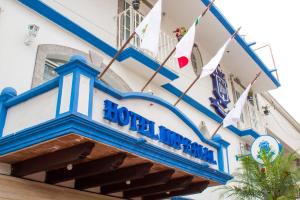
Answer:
[
  {"xmin": 18, "ymin": 0, "xmax": 178, "ymax": 82},
  {"xmin": 162, "ymin": 83, "xmax": 260, "ymax": 139},
  {"xmin": 201, "ymin": 0, "xmax": 280, "ymax": 87},
  {"xmin": 17, "ymin": 0, "xmax": 263, "ymax": 140},
  {"xmin": 32, "ymin": 44, "xmax": 133, "ymax": 92},
  {"xmin": 0, "ymin": 114, "xmax": 232, "ymax": 184}
]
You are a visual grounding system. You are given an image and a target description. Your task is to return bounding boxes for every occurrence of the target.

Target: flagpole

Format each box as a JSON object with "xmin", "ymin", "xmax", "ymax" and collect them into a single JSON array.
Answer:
[
  {"xmin": 141, "ymin": 48, "xmax": 176, "ymax": 92},
  {"xmin": 210, "ymin": 71, "xmax": 262, "ymax": 138},
  {"xmin": 211, "ymin": 123, "xmax": 223, "ymax": 138},
  {"xmin": 99, "ymin": 32, "xmax": 136, "ymax": 79},
  {"xmin": 140, "ymin": 0, "xmax": 216, "ymax": 92},
  {"xmin": 173, "ymin": 76, "xmax": 200, "ymax": 106},
  {"xmin": 173, "ymin": 27, "xmax": 242, "ymax": 106}
]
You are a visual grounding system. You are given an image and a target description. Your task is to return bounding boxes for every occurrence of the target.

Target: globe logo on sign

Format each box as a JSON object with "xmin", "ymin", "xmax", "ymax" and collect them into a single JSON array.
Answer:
[
  {"xmin": 251, "ymin": 135, "xmax": 280, "ymax": 164},
  {"xmin": 257, "ymin": 140, "xmax": 275, "ymax": 160}
]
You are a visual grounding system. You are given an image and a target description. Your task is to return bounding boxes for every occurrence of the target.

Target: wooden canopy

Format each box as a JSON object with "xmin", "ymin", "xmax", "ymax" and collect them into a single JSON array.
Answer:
[{"xmin": 0, "ymin": 134, "xmax": 218, "ymax": 200}]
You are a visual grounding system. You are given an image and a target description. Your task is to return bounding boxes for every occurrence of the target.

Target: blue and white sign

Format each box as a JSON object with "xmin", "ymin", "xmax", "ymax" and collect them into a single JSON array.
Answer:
[
  {"xmin": 251, "ymin": 135, "xmax": 280, "ymax": 164},
  {"xmin": 103, "ymin": 99, "xmax": 217, "ymax": 165},
  {"xmin": 209, "ymin": 66, "xmax": 230, "ymax": 118}
]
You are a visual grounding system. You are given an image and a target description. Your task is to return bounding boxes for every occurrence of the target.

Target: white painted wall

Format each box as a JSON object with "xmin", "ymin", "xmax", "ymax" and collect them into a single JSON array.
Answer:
[
  {"xmin": 92, "ymin": 88, "xmax": 219, "ymax": 169},
  {"xmin": 0, "ymin": 1, "xmax": 299, "ymax": 199},
  {"xmin": 42, "ymin": 0, "xmax": 118, "ymax": 47},
  {"xmin": 257, "ymin": 94, "xmax": 300, "ymax": 152},
  {"xmin": 59, "ymin": 73, "xmax": 73, "ymax": 114},
  {"xmin": 77, "ymin": 74, "xmax": 91, "ymax": 116},
  {"xmin": 3, "ymin": 88, "xmax": 58, "ymax": 136}
]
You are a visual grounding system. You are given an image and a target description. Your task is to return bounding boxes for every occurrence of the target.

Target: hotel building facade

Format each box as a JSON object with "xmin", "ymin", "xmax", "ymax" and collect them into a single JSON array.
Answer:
[{"xmin": 0, "ymin": 0, "xmax": 299, "ymax": 199}]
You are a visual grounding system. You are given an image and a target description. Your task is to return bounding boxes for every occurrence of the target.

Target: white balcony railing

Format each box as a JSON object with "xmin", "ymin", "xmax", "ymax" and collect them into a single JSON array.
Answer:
[
  {"xmin": 116, "ymin": 7, "xmax": 178, "ymax": 69},
  {"xmin": 116, "ymin": 7, "xmax": 265, "ymax": 134}
]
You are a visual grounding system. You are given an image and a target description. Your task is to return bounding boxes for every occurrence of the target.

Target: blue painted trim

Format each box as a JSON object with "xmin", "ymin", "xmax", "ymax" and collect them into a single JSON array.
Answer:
[
  {"xmin": 69, "ymin": 70, "xmax": 80, "ymax": 113},
  {"xmin": 88, "ymin": 76, "xmax": 94, "ymax": 118},
  {"xmin": 201, "ymin": 0, "xmax": 280, "ymax": 88},
  {"xmin": 94, "ymin": 80, "xmax": 122, "ymax": 99},
  {"xmin": 212, "ymin": 135, "xmax": 228, "ymax": 172},
  {"xmin": 215, "ymin": 137, "xmax": 230, "ymax": 148},
  {"xmin": 0, "ymin": 58, "xmax": 224, "ymax": 174},
  {"xmin": 240, "ymin": 129, "xmax": 260, "ymax": 138},
  {"xmin": 0, "ymin": 102, "xmax": 7, "ymax": 137},
  {"xmin": 171, "ymin": 197, "xmax": 193, "ymax": 200},
  {"xmin": 15, "ymin": 0, "xmax": 272, "ymax": 136},
  {"xmin": 162, "ymin": 83, "xmax": 260, "ymax": 139},
  {"xmin": 269, "ymin": 69, "xmax": 278, "ymax": 73},
  {"xmin": 17, "ymin": 0, "xmax": 278, "ymax": 87},
  {"xmin": 55, "ymin": 74, "xmax": 65, "ymax": 117},
  {"xmin": 5, "ymin": 78, "xmax": 59, "ymax": 108},
  {"xmin": 18, "ymin": 0, "xmax": 178, "ymax": 81},
  {"xmin": 226, "ymin": 147, "xmax": 230, "ymax": 174},
  {"xmin": 217, "ymin": 146, "xmax": 224, "ymax": 172},
  {"xmin": 0, "ymin": 113, "xmax": 232, "ymax": 184},
  {"xmin": 55, "ymin": 60, "xmax": 100, "ymax": 118},
  {"xmin": 54, "ymin": 60, "xmax": 99, "ymax": 77},
  {"xmin": 55, "ymin": 61, "xmax": 99, "ymax": 117},
  {"xmin": 72, "ymin": 75, "xmax": 79, "ymax": 113},
  {"xmin": 95, "ymin": 79, "xmax": 226, "ymax": 171},
  {"xmin": 94, "ymin": 79, "xmax": 220, "ymax": 149},
  {"xmin": 0, "ymin": 88, "xmax": 16, "ymax": 136},
  {"xmin": 118, "ymin": 47, "xmax": 179, "ymax": 80},
  {"xmin": 247, "ymin": 41, "xmax": 256, "ymax": 47},
  {"xmin": 19, "ymin": 0, "xmax": 116, "ymax": 56}
]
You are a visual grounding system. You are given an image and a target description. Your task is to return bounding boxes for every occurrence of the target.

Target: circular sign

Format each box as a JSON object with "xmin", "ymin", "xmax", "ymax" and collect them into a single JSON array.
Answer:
[{"xmin": 251, "ymin": 135, "xmax": 280, "ymax": 164}]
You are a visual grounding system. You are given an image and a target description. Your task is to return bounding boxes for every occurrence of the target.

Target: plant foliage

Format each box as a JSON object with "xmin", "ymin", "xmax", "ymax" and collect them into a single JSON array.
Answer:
[{"xmin": 220, "ymin": 149, "xmax": 300, "ymax": 200}]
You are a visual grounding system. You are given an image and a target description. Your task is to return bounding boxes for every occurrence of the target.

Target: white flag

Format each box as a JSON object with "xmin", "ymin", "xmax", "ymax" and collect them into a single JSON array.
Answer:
[
  {"xmin": 199, "ymin": 38, "xmax": 231, "ymax": 79},
  {"xmin": 223, "ymin": 84, "xmax": 252, "ymax": 128},
  {"xmin": 135, "ymin": 0, "xmax": 162, "ymax": 55},
  {"xmin": 175, "ymin": 17, "xmax": 200, "ymax": 68}
]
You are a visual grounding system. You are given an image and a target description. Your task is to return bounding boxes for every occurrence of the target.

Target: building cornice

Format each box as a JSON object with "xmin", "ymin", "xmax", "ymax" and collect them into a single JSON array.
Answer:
[
  {"xmin": 262, "ymin": 92, "xmax": 300, "ymax": 133},
  {"xmin": 17, "ymin": 0, "xmax": 262, "ymax": 139}
]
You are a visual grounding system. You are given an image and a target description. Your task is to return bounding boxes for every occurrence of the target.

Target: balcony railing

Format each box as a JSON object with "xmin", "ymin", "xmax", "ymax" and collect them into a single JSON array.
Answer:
[
  {"xmin": 116, "ymin": 7, "xmax": 178, "ymax": 70},
  {"xmin": 116, "ymin": 7, "xmax": 265, "ymax": 135},
  {"xmin": 237, "ymin": 95, "xmax": 265, "ymax": 134}
]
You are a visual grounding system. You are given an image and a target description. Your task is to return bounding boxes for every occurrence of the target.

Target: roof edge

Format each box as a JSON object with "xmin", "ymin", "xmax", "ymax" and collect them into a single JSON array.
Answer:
[{"xmin": 201, "ymin": 0, "xmax": 280, "ymax": 88}]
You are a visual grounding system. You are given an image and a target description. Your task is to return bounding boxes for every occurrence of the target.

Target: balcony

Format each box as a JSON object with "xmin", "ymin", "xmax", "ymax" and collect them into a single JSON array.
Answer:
[
  {"xmin": 116, "ymin": 6, "xmax": 178, "ymax": 72},
  {"xmin": 115, "ymin": 6, "xmax": 266, "ymax": 135},
  {"xmin": 115, "ymin": 1, "xmax": 280, "ymax": 94}
]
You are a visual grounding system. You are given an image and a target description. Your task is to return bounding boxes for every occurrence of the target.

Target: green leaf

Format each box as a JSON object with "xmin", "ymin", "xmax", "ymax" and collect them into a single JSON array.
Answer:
[{"xmin": 219, "ymin": 148, "xmax": 300, "ymax": 200}]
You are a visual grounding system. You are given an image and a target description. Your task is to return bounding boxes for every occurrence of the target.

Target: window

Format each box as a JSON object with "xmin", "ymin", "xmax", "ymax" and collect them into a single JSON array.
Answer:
[
  {"xmin": 240, "ymin": 142, "xmax": 251, "ymax": 155},
  {"xmin": 33, "ymin": 44, "xmax": 133, "ymax": 92},
  {"xmin": 123, "ymin": 0, "xmax": 131, "ymax": 41},
  {"xmin": 118, "ymin": 0, "xmax": 144, "ymax": 47},
  {"xmin": 43, "ymin": 58, "xmax": 67, "ymax": 82},
  {"xmin": 235, "ymin": 90, "xmax": 245, "ymax": 123}
]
